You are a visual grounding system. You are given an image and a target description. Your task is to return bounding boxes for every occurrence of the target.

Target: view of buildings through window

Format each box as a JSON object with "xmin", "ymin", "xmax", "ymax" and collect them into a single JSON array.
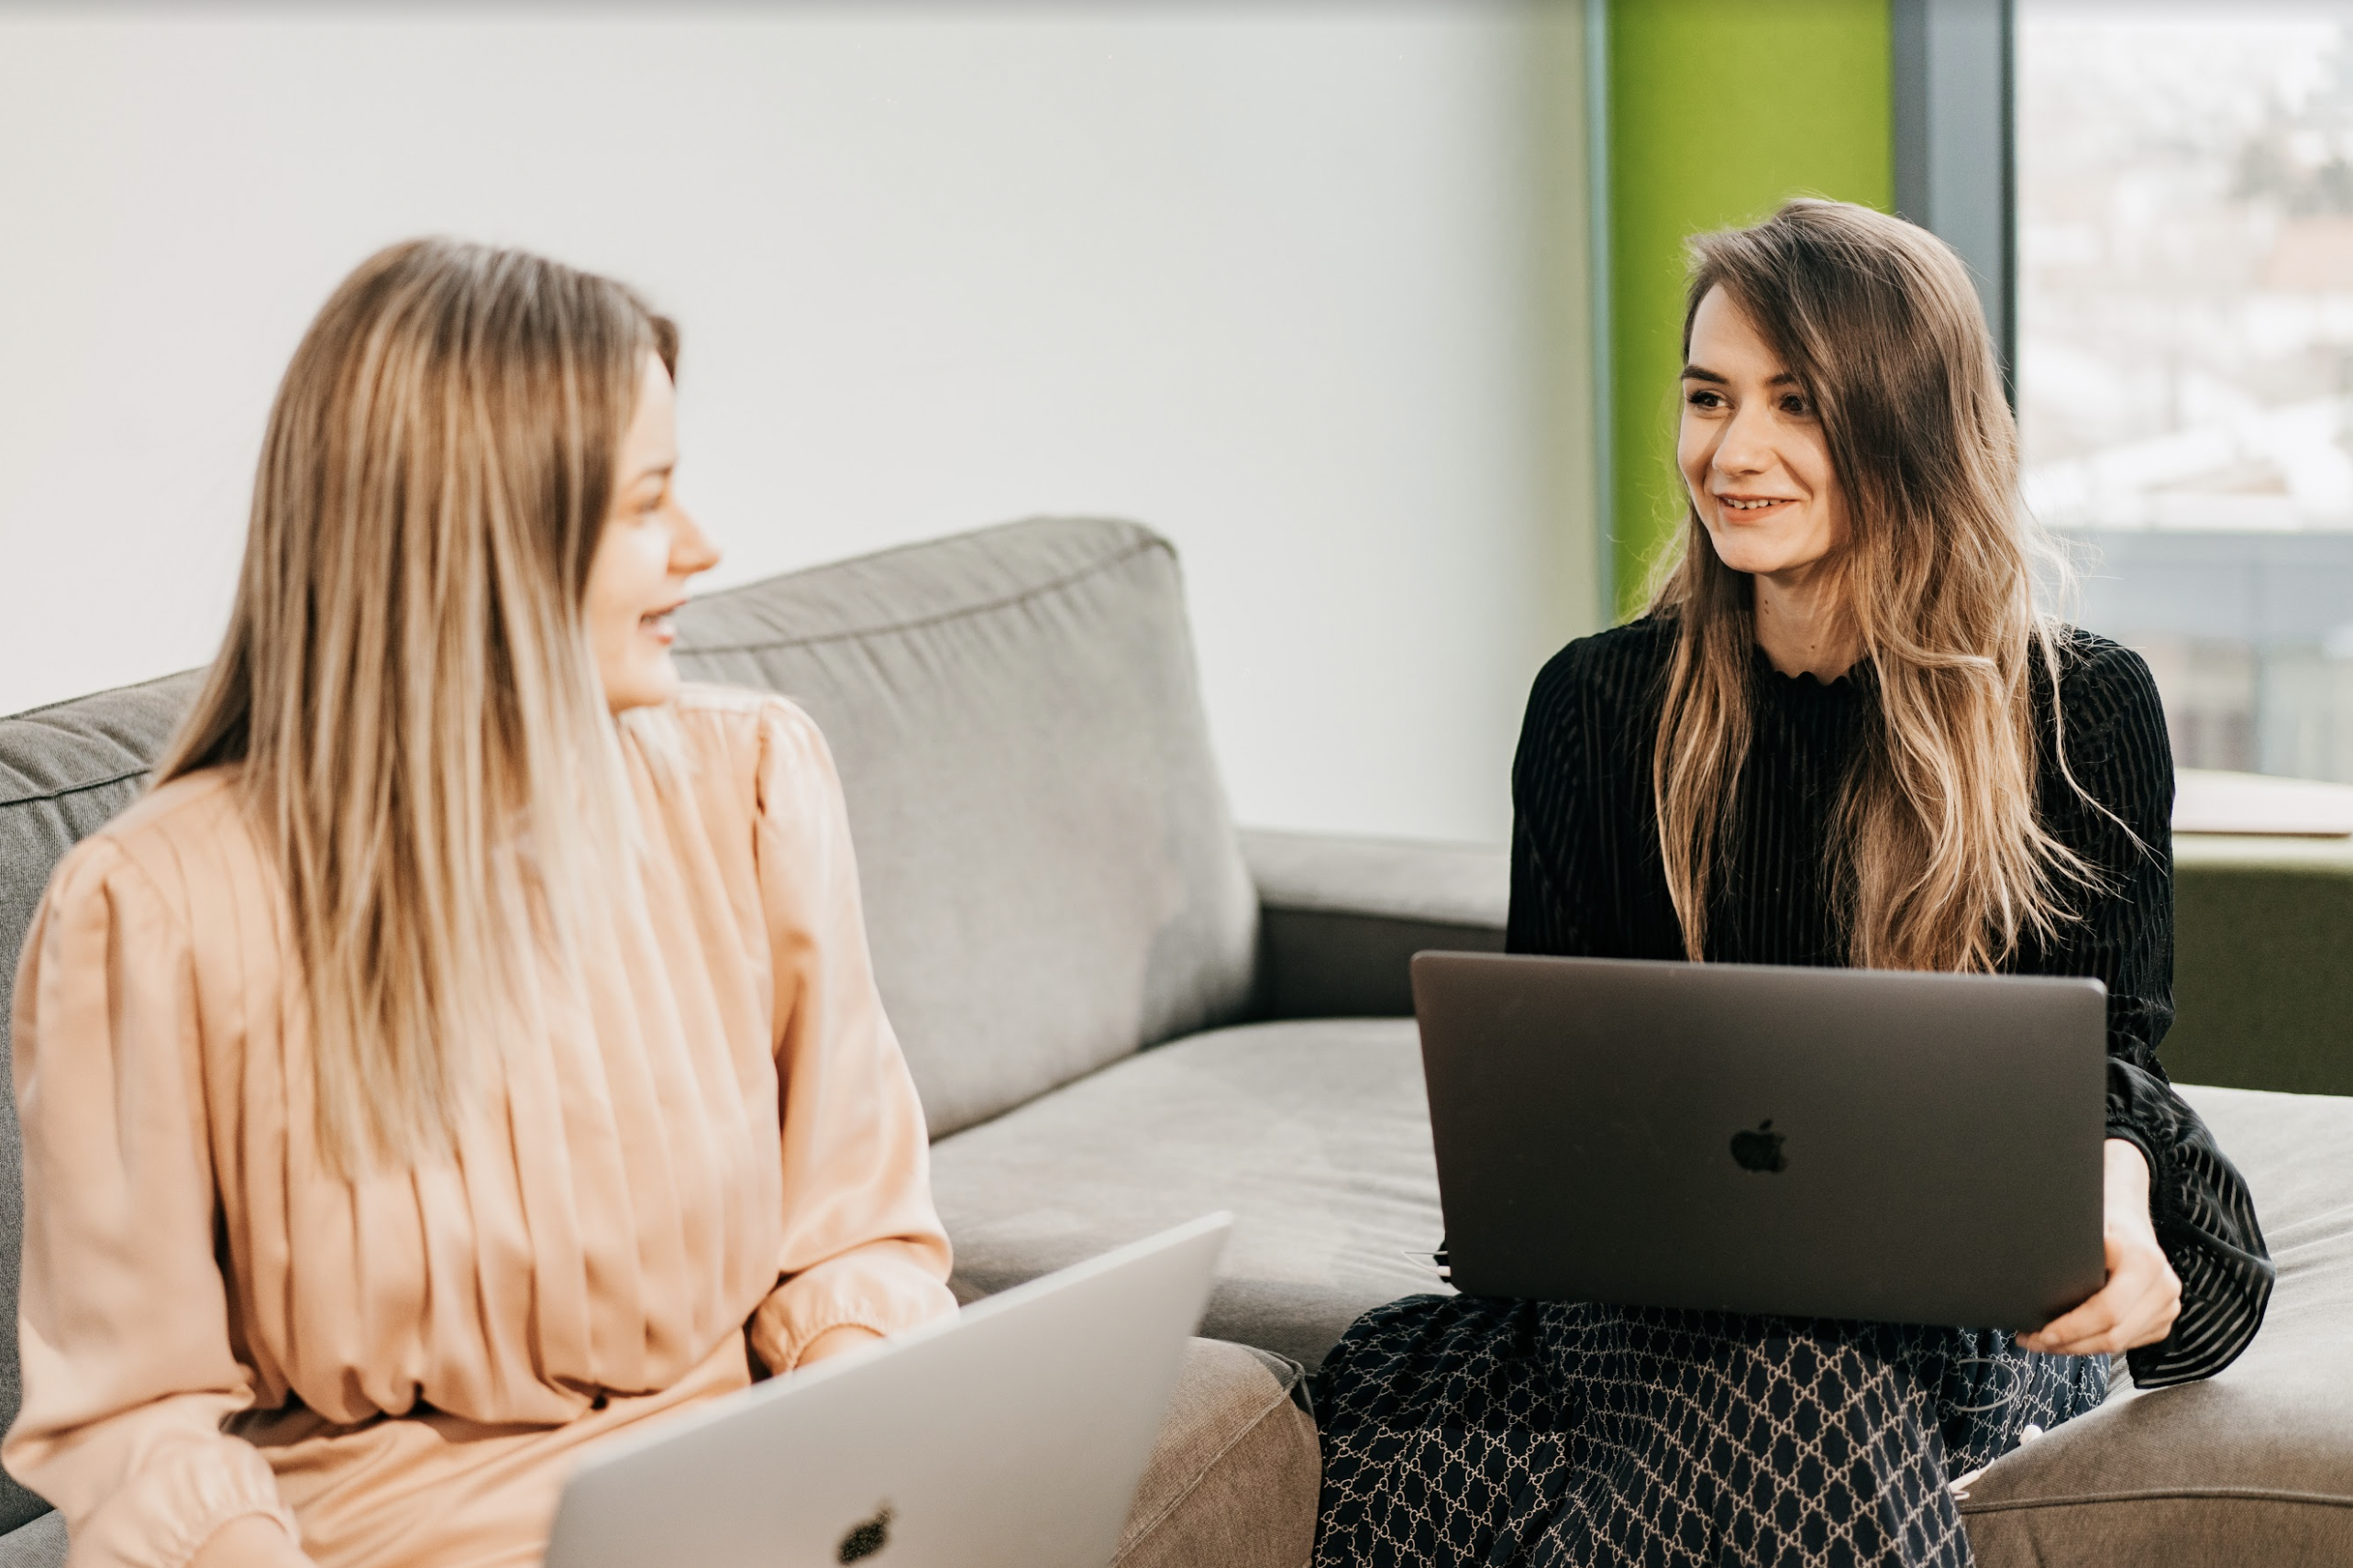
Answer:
[{"xmin": 2020, "ymin": 6, "xmax": 2353, "ymax": 780}]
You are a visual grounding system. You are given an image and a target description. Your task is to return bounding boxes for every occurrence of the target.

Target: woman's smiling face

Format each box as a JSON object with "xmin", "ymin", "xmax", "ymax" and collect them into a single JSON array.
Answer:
[
  {"xmin": 584, "ymin": 354, "xmax": 722, "ymax": 713},
  {"xmin": 1677, "ymin": 285, "xmax": 1848, "ymax": 582}
]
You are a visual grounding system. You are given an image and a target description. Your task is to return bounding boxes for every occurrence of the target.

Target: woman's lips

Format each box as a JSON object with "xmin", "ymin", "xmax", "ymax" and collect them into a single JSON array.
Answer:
[{"xmin": 639, "ymin": 602, "xmax": 683, "ymax": 645}]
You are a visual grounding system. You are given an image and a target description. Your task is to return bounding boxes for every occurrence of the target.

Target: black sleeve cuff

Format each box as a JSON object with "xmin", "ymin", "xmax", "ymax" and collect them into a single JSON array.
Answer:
[{"xmin": 2105, "ymin": 1062, "xmax": 2276, "ymax": 1387}]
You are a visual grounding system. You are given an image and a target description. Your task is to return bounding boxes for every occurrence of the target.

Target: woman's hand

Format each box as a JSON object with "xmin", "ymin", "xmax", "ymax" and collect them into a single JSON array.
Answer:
[
  {"xmin": 797, "ymin": 1324, "xmax": 885, "ymax": 1368},
  {"xmin": 2016, "ymin": 1138, "xmax": 2181, "ymax": 1357},
  {"xmin": 187, "ymin": 1517, "xmax": 317, "ymax": 1568}
]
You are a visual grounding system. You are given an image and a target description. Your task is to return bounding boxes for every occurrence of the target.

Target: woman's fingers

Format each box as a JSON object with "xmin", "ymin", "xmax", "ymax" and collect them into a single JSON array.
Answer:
[
  {"xmin": 2019, "ymin": 1136, "xmax": 2182, "ymax": 1358},
  {"xmin": 2017, "ymin": 1288, "xmax": 2118, "ymax": 1355},
  {"xmin": 2017, "ymin": 1227, "xmax": 2134, "ymax": 1353},
  {"xmin": 2016, "ymin": 1222, "xmax": 2181, "ymax": 1356}
]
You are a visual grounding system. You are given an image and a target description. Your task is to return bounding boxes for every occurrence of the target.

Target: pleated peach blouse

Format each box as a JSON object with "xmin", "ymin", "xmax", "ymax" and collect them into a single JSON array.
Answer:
[{"xmin": 4, "ymin": 689, "xmax": 956, "ymax": 1568}]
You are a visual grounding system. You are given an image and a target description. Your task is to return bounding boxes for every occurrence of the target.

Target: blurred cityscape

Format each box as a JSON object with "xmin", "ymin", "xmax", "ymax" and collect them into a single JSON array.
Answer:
[{"xmin": 2020, "ymin": 7, "xmax": 2353, "ymax": 779}]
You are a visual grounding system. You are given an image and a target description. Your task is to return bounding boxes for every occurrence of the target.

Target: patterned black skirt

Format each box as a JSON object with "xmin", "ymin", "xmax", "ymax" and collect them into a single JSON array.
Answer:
[{"xmin": 1312, "ymin": 1295, "xmax": 2108, "ymax": 1568}]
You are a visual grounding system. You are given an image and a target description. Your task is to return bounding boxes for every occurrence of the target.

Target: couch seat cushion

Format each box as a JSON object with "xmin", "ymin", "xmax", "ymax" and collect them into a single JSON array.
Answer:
[
  {"xmin": 0, "ymin": 1511, "xmax": 61, "ymax": 1568},
  {"xmin": 931, "ymin": 1019, "xmax": 1445, "ymax": 1368},
  {"xmin": 1962, "ymin": 1083, "xmax": 2353, "ymax": 1565},
  {"xmin": 1115, "ymin": 1339, "xmax": 1318, "ymax": 1568}
]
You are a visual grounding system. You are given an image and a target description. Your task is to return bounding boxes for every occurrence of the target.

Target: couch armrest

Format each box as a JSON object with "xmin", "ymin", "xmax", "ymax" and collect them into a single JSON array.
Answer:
[{"xmin": 1239, "ymin": 828, "xmax": 1508, "ymax": 1020}]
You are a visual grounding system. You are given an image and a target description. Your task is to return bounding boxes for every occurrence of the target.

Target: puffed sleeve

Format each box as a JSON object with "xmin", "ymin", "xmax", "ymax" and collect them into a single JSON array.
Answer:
[
  {"xmin": 4, "ymin": 837, "xmax": 298, "ymax": 1567},
  {"xmin": 1508, "ymin": 620, "xmax": 1681, "ymax": 961},
  {"xmin": 2031, "ymin": 636, "xmax": 2273, "ymax": 1387},
  {"xmin": 1508, "ymin": 643, "xmax": 1600, "ymax": 959},
  {"xmin": 740, "ymin": 701, "xmax": 956, "ymax": 1374}
]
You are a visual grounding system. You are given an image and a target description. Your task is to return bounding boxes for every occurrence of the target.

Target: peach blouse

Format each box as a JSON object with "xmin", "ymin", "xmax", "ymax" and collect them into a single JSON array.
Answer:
[{"xmin": 4, "ymin": 690, "xmax": 956, "ymax": 1568}]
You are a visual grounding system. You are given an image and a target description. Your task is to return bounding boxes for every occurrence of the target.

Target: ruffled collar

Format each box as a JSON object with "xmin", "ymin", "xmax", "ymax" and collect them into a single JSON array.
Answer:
[{"xmin": 1750, "ymin": 644, "xmax": 1876, "ymax": 705}]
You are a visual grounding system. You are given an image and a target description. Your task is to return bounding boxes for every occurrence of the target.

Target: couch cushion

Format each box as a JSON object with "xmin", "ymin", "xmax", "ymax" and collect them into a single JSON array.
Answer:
[
  {"xmin": 931, "ymin": 1019, "xmax": 1446, "ymax": 1368},
  {"xmin": 0, "ymin": 1510, "xmax": 61, "ymax": 1568},
  {"xmin": 1114, "ymin": 1339, "xmax": 1318, "ymax": 1568},
  {"xmin": 671, "ymin": 517, "xmax": 1256, "ymax": 1137},
  {"xmin": 1961, "ymin": 1082, "xmax": 2353, "ymax": 1565}
]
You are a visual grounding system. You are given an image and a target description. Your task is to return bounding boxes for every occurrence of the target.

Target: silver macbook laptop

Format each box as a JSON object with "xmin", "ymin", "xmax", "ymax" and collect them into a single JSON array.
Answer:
[
  {"xmin": 1411, "ymin": 952, "xmax": 2106, "ymax": 1330},
  {"xmin": 544, "ymin": 1212, "xmax": 1232, "ymax": 1568}
]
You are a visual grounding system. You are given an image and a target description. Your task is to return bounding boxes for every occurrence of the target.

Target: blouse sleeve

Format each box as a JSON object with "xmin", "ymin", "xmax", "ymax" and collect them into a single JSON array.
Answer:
[
  {"xmin": 3, "ymin": 838, "xmax": 298, "ymax": 1568},
  {"xmin": 741, "ymin": 701, "xmax": 957, "ymax": 1374},
  {"xmin": 2034, "ymin": 638, "xmax": 2274, "ymax": 1387},
  {"xmin": 1508, "ymin": 646, "xmax": 1603, "ymax": 958}
]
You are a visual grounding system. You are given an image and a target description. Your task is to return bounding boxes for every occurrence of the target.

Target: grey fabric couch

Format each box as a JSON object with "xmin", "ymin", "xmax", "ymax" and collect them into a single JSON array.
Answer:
[
  {"xmin": 2, "ymin": 514, "xmax": 2348, "ymax": 1565},
  {"xmin": 0, "ymin": 518, "xmax": 1323, "ymax": 1565}
]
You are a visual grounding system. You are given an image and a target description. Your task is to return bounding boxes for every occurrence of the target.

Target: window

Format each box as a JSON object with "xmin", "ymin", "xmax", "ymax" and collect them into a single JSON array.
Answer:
[{"xmin": 2019, "ymin": 6, "xmax": 2353, "ymax": 780}]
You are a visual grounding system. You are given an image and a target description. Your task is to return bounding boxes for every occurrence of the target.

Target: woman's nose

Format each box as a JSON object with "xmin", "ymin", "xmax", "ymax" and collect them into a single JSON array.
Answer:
[
  {"xmin": 672, "ymin": 508, "xmax": 722, "ymax": 576},
  {"xmin": 1714, "ymin": 403, "xmax": 1775, "ymax": 476}
]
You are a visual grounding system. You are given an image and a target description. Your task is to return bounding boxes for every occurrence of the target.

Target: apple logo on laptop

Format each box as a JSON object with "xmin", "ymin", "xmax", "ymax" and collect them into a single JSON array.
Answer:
[
  {"xmin": 837, "ymin": 1503, "xmax": 894, "ymax": 1563},
  {"xmin": 1729, "ymin": 1120, "xmax": 1787, "ymax": 1174}
]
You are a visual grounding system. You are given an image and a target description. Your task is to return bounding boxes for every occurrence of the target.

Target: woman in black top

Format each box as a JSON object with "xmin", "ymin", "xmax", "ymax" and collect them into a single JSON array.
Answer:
[{"xmin": 1311, "ymin": 201, "xmax": 2271, "ymax": 1568}]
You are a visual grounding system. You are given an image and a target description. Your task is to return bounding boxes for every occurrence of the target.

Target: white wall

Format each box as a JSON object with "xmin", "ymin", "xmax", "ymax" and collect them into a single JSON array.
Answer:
[{"xmin": 0, "ymin": 5, "xmax": 1593, "ymax": 844}]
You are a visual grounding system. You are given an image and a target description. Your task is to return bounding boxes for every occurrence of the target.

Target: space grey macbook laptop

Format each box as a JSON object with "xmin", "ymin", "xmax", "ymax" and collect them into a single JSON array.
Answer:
[
  {"xmin": 543, "ymin": 1212, "xmax": 1232, "ymax": 1568},
  {"xmin": 1411, "ymin": 952, "xmax": 2106, "ymax": 1330}
]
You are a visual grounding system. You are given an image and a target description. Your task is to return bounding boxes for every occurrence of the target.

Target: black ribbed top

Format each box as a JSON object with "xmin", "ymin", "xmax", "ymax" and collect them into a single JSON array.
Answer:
[{"xmin": 1508, "ymin": 615, "xmax": 2272, "ymax": 1386}]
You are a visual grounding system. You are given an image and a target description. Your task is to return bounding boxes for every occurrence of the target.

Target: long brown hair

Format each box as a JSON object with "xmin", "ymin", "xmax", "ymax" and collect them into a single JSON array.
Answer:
[
  {"xmin": 158, "ymin": 238, "xmax": 676, "ymax": 1174},
  {"xmin": 1649, "ymin": 198, "xmax": 2093, "ymax": 973}
]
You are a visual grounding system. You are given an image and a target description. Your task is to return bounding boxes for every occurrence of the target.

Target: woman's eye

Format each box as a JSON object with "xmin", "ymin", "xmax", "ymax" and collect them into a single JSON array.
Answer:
[
  {"xmin": 1780, "ymin": 394, "xmax": 1813, "ymax": 416},
  {"xmin": 1685, "ymin": 389, "xmax": 1725, "ymax": 410}
]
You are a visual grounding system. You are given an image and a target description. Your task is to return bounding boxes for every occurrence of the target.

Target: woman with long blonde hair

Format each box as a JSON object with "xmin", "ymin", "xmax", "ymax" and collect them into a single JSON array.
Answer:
[
  {"xmin": 6, "ymin": 240, "xmax": 955, "ymax": 1566},
  {"xmin": 1311, "ymin": 201, "xmax": 2271, "ymax": 1568}
]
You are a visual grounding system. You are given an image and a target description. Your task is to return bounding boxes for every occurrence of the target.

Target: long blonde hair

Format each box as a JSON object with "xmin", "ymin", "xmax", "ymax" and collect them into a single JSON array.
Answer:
[
  {"xmin": 159, "ymin": 238, "xmax": 676, "ymax": 1174},
  {"xmin": 1650, "ymin": 199, "xmax": 2093, "ymax": 973}
]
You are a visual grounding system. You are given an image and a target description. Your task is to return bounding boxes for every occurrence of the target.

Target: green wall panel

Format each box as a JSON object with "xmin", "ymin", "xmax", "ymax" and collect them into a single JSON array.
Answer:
[{"xmin": 1606, "ymin": 0, "xmax": 1894, "ymax": 618}]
